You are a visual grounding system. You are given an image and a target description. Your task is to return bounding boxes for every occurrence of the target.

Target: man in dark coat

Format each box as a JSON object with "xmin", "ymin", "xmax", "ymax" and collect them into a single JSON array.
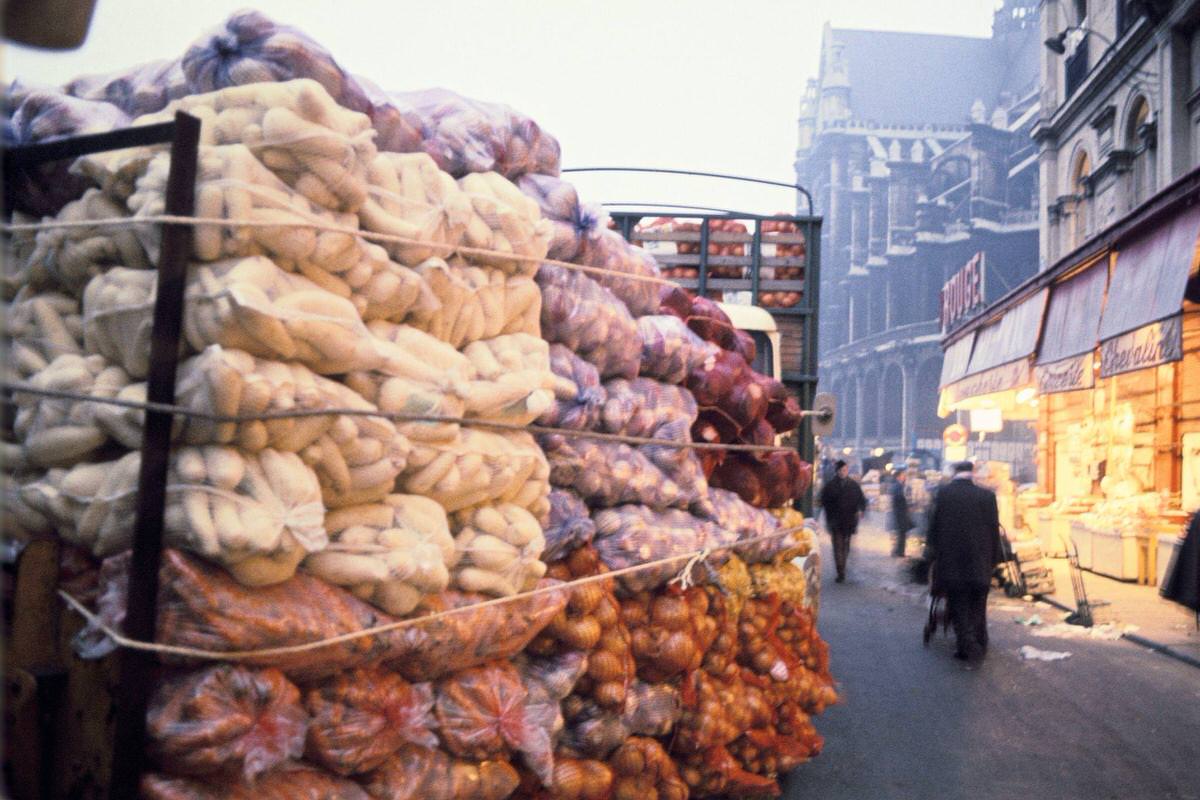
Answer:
[
  {"xmin": 891, "ymin": 468, "xmax": 914, "ymax": 558},
  {"xmin": 925, "ymin": 461, "xmax": 1003, "ymax": 661},
  {"xmin": 1161, "ymin": 512, "xmax": 1200, "ymax": 619},
  {"xmin": 819, "ymin": 460, "xmax": 866, "ymax": 583}
]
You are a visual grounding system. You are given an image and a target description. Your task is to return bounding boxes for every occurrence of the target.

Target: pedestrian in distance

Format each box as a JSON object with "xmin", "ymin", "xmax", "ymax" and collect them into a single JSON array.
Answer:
[
  {"xmin": 890, "ymin": 467, "xmax": 914, "ymax": 558},
  {"xmin": 924, "ymin": 460, "xmax": 1003, "ymax": 662},
  {"xmin": 818, "ymin": 459, "xmax": 867, "ymax": 583}
]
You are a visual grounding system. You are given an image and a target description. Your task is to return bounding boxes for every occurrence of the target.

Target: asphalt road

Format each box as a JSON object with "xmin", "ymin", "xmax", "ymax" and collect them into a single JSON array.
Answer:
[{"xmin": 782, "ymin": 521, "xmax": 1200, "ymax": 800}]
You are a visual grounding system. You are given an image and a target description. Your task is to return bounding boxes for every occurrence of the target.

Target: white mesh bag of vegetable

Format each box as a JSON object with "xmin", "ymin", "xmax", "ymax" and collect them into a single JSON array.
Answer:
[
  {"xmin": 306, "ymin": 493, "xmax": 455, "ymax": 615},
  {"xmin": 449, "ymin": 502, "xmax": 547, "ymax": 597}
]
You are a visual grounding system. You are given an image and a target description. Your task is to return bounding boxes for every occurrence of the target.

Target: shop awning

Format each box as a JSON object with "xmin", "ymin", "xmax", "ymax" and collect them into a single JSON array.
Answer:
[
  {"xmin": 964, "ymin": 288, "xmax": 1048, "ymax": 376},
  {"xmin": 1097, "ymin": 203, "xmax": 1200, "ymax": 376},
  {"xmin": 939, "ymin": 332, "xmax": 974, "ymax": 388},
  {"xmin": 1035, "ymin": 261, "xmax": 1108, "ymax": 393},
  {"xmin": 938, "ymin": 289, "xmax": 1047, "ymax": 414}
]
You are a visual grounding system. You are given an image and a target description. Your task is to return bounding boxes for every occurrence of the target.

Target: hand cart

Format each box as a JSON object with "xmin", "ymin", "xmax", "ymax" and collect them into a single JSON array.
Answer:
[{"xmin": 1064, "ymin": 535, "xmax": 1109, "ymax": 627}]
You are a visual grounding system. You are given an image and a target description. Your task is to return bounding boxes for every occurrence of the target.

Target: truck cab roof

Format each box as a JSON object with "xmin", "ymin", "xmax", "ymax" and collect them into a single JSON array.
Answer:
[{"xmin": 717, "ymin": 301, "xmax": 778, "ymax": 333}]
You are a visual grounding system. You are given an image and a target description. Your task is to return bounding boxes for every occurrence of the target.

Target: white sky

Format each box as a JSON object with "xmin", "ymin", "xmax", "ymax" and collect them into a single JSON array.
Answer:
[{"xmin": 5, "ymin": 0, "xmax": 999, "ymax": 214}]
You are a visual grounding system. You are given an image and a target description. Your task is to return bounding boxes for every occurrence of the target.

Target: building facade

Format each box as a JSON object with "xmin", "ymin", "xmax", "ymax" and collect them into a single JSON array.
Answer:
[
  {"xmin": 938, "ymin": 0, "xmax": 1200, "ymax": 573},
  {"xmin": 795, "ymin": 1, "xmax": 1042, "ymax": 467}
]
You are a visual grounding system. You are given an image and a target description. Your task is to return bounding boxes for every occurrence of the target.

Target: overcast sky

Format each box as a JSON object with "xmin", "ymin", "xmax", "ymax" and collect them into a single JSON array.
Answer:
[{"xmin": 5, "ymin": 0, "xmax": 1000, "ymax": 214}]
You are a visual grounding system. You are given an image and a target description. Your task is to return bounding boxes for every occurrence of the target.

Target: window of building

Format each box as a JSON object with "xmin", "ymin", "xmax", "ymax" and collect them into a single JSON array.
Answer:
[
  {"xmin": 1127, "ymin": 96, "xmax": 1155, "ymax": 206},
  {"xmin": 1070, "ymin": 151, "xmax": 1092, "ymax": 249}
]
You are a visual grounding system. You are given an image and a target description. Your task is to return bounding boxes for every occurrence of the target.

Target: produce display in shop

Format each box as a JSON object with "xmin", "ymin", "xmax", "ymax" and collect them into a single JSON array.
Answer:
[{"xmin": 2, "ymin": 9, "xmax": 835, "ymax": 798}]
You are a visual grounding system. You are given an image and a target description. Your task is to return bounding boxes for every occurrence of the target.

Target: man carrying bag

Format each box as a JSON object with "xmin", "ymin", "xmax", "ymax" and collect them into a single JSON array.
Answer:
[{"xmin": 924, "ymin": 461, "xmax": 1003, "ymax": 662}]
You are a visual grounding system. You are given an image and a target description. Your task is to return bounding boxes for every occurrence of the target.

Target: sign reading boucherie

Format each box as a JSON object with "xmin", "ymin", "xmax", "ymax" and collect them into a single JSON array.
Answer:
[
  {"xmin": 941, "ymin": 252, "xmax": 986, "ymax": 333},
  {"xmin": 1099, "ymin": 314, "xmax": 1183, "ymax": 377}
]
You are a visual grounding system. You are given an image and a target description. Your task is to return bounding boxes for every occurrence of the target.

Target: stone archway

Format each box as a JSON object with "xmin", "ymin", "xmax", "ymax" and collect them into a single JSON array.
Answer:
[
  {"xmin": 860, "ymin": 367, "xmax": 879, "ymax": 440},
  {"xmin": 914, "ymin": 357, "xmax": 943, "ymax": 441},
  {"xmin": 881, "ymin": 362, "xmax": 904, "ymax": 439}
]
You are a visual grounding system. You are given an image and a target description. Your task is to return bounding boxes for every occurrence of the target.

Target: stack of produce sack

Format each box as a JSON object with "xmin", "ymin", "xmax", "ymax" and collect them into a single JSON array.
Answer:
[
  {"xmin": 654, "ymin": 287, "xmax": 812, "ymax": 509},
  {"xmin": 759, "ymin": 215, "xmax": 806, "ymax": 308},
  {"xmin": 2, "ymin": 9, "xmax": 837, "ymax": 799}
]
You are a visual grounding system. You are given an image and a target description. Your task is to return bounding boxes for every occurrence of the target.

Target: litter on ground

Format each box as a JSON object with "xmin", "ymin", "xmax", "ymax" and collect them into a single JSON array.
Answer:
[{"xmin": 1019, "ymin": 645, "xmax": 1072, "ymax": 661}]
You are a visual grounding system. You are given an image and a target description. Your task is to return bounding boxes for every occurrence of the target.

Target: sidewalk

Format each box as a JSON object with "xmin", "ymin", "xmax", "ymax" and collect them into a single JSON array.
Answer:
[{"xmin": 1038, "ymin": 555, "xmax": 1200, "ymax": 666}]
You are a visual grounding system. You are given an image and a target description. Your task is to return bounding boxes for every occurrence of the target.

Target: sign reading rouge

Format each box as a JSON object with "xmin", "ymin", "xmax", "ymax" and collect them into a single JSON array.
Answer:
[{"xmin": 940, "ymin": 252, "xmax": 986, "ymax": 334}]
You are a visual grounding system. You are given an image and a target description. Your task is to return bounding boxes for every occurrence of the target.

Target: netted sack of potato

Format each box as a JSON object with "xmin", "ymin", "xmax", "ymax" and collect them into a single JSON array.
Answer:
[
  {"xmin": 141, "ymin": 764, "xmax": 370, "ymax": 800},
  {"xmin": 64, "ymin": 57, "xmax": 188, "ymax": 118},
  {"xmin": 516, "ymin": 174, "xmax": 606, "ymax": 262},
  {"xmin": 455, "ymin": 171, "xmax": 550, "ymax": 276},
  {"xmin": 3, "ymin": 85, "xmax": 130, "ymax": 217},
  {"xmin": 386, "ymin": 581, "xmax": 567, "ymax": 682},
  {"xmin": 387, "ymin": 86, "xmax": 562, "ymax": 181},
  {"xmin": 539, "ymin": 489, "xmax": 596, "ymax": 563},
  {"xmin": 146, "ymin": 664, "xmax": 306, "ymax": 782},
  {"xmin": 95, "ymin": 346, "xmax": 332, "ymax": 451},
  {"xmin": 82, "ymin": 258, "xmax": 385, "ymax": 378},
  {"xmin": 126, "ymin": 145, "xmax": 437, "ymax": 325},
  {"xmin": 399, "ymin": 430, "xmax": 549, "ymax": 518},
  {"xmin": 591, "ymin": 506, "xmax": 716, "ymax": 594},
  {"xmin": 16, "ymin": 189, "xmax": 151, "ymax": 296},
  {"xmin": 409, "ymin": 258, "xmax": 541, "ymax": 349},
  {"xmin": 620, "ymin": 587, "xmax": 718, "ymax": 684},
  {"xmin": 520, "ymin": 757, "xmax": 613, "ymax": 800},
  {"xmin": 607, "ymin": 737, "xmax": 688, "ymax": 800},
  {"xmin": 513, "ymin": 652, "xmax": 591, "ymax": 786},
  {"xmin": 574, "ymin": 229, "xmax": 662, "ymax": 318},
  {"xmin": 28, "ymin": 446, "xmax": 325, "ymax": 585},
  {"xmin": 599, "ymin": 377, "xmax": 713, "ymax": 516},
  {"xmin": 182, "ymin": 10, "xmax": 375, "ymax": 115},
  {"xmin": 307, "ymin": 494, "xmax": 453, "ymax": 615},
  {"xmin": 708, "ymin": 487, "xmax": 795, "ymax": 564},
  {"xmin": 536, "ymin": 264, "xmax": 640, "ymax": 380},
  {"xmin": 360, "ymin": 744, "xmax": 519, "ymax": 800},
  {"xmin": 435, "ymin": 660, "xmax": 561, "ymax": 785},
  {"xmin": 460, "ymin": 334, "xmax": 554, "ymax": 426},
  {"xmin": 2, "ymin": 468, "xmax": 55, "ymax": 543},
  {"xmin": 359, "ymin": 152, "xmax": 474, "ymax": 265},
  {"xmin": 450, "ymin": 503, "xmax": 547, "ymax": 597},
  {"xmin": 79, "ymin": 79, "xmax": 376, "ymax": 214},
  {"xmin": 10, "ymin": 353, "xmax": 129, "ymax": 467},
  {"xmin": 79, "ymin": 549, "xmax": 420, "ymax": 680},
  {"xmin": 538, "ymin": 345, "xmax": 605, "ymax": 433},
  {"xmin": 539, "ymin": 435, "xmax": 683, "ymax": 512},
  {"xmin": 344, "ymin": 372, "xmax": 465, "ymax": 448},
  {"xmin": 528, "ymin": 546, "xmax": 634, "ymax": 712},
  {"xmin": 2, "ymin": 288, "xmax": 85, "ymax": 377},
  {"xmin": 637, "ymin": 315, "xmax": 718, "ymax": 386},
  {"xmin": 303, "ymin": 666, "xmax": 438, "ymax": 776},
  {"xmin": 676, "ymin": 743, "xmax": 781, "ymax": 800}
]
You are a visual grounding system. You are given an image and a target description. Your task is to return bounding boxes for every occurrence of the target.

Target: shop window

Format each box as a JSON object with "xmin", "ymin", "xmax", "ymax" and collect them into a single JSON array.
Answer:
[
  {"xmin": 1127, "ymin": 96, "xmax": 1155, "ymax": 206},
  {"xmin": 1070, "ymin": 150, "xmax": 1092, "ymax": 250}
]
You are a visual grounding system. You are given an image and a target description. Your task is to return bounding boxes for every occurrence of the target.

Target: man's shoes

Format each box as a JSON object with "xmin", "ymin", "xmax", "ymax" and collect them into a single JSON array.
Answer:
[
  {"xmin": 835, "ymin": 575, "xmax": 845, "ymax": 583},
  {"xmin": 953, "ymin": 650, "xmax": 969, "ymax": 661}
]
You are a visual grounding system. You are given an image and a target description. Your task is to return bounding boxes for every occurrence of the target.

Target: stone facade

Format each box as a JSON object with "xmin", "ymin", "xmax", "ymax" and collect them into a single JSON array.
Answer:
[
  {"xmin": 1037, "ymin": 0, "xmax": 1200, "ymax": 267},
  {"xmin": 795, "ymin": 1, "xmax": 1042, "ymax": 464}
]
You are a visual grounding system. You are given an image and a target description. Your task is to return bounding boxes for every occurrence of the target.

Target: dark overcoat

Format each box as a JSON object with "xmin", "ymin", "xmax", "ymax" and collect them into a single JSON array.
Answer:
[
  {"xmin": 819, "ymin": 476, "xmax": 866, "ymax": 535},
  {"xmin": 925, "ymin": 477, "xmax": 1002, "ymax": 591},
  {"xmin": 1161, "ymin": 514, "xmax": 1200, "ymax": 613}
]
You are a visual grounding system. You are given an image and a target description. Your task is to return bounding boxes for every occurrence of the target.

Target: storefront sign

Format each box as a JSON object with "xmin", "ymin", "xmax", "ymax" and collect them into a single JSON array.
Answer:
[
  {"xmin": 1099, "ymin": 314, "xmax": 1182, "ymax": 378},
  {"xmin": 1035, "ymin": 352, "xmax": 1094, "ymax": 394},
  {"xmin": 940, "ymin": 252, "xmax": 986, "ymax": 334},
  {"xmin": 969, "ymin": 408, "xmax": 1003, "ymax": 433},
  {"xmin": 941, "ymin": 358, "xmax": 1030, "ymax": 405},
  {"xmin": 943, "ymin": 423, "xmax": 968, "ymax": 446}
]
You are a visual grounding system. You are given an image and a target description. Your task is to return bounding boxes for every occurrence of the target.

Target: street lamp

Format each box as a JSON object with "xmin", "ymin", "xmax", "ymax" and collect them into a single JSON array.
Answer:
[{"xmin": 1044, "ymin": 25, "xmax": 1158, "ymax": 78}]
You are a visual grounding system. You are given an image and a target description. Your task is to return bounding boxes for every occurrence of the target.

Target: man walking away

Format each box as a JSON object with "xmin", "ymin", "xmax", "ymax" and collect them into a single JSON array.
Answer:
[
  {"xmin": 925, "ymin": 461, "xmax": 1003, "ymax": 662},
  {"xmin": 819, "ymin": 460, "xmax": 867, "ymax": 583},
  {"xmin": 891, "ymin": 468, "xmax": 914, "ymax": 558}
]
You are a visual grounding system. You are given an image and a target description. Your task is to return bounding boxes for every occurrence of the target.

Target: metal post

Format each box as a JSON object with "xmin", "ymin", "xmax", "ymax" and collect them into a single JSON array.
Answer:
[
  {"xmin": 109, "ymin": 111, "xmax": 201, "ymax": 800},
  {"xmin": 698, "ymin": 218, "xmax": 710, "ymax": 298},
  {"xmin": 750, "ymin": 218, "xmax": 762, "ymax": 304},
  {"xmin": 799, "ymin": 218, "xmax": 822, "ymax": 516}
]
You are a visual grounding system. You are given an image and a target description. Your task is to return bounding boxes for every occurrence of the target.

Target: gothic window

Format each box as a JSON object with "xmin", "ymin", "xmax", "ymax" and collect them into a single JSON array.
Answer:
[{"xmin": 1127, "ymin": 96, "xmax": 1155, "ymax": 206}]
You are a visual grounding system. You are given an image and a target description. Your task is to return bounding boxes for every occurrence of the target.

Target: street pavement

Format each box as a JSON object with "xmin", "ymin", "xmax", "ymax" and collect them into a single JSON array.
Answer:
[{"xmin": 782, "ymin": 517, "xmax": 1200, "ymax": 800}]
